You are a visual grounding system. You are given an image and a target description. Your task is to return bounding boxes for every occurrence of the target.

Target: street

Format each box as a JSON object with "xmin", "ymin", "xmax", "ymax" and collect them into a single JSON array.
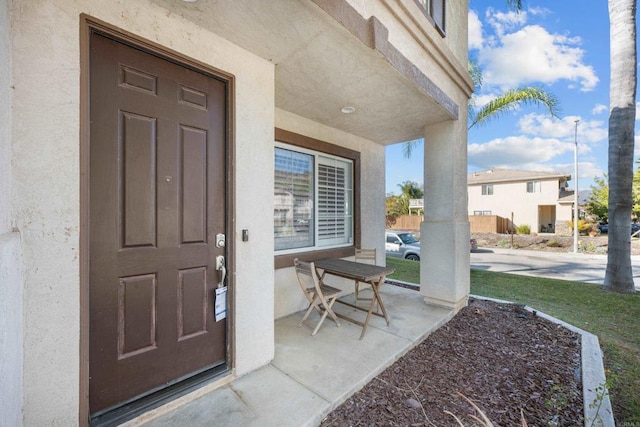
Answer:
[{"xmin": 471, "ymin": 248, "xmax": 640, "ymax": 290}]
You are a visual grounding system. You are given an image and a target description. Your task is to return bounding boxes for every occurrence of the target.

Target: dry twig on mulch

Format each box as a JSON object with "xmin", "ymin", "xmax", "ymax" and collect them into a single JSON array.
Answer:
[{"xmin": 321, "ymin": 298, "xmax": 583, "ymax": 426}]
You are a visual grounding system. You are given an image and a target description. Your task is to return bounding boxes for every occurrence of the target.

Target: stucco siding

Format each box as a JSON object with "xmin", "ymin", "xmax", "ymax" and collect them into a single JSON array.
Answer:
[
  {"xmin": 0, "ymin": 232, "xmax": 24, "ymax": 427},
  {"xmin": 1, "ymin": 2, "xmax": 24, "ymax": 426},
  {"xmin": 7, "ymin": 0, "xmax": 466, "ymax": 423},
  {"xmin": 348, "ymin": 0, "xmax": 471, "ymax": 99},
  {"xmin": 11, "ymin": 0, "xmax": 275, "ymax": 423},
  {"xmin": 0, "ymin": 0, "xmax": 11, "ymax": 230},
  {"xmin": 468, "ymin": 179, "xmax": 564, "ymax": 229},
  {"xmin": 273, "ymin": 109, "xmax": 386, "ymax": 319}
]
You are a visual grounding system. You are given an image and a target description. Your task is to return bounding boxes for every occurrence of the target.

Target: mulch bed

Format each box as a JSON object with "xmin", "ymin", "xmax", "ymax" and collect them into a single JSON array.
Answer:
[{"xmin": 321, "ymin": 298, "xmax": 583, "ymax": 426}]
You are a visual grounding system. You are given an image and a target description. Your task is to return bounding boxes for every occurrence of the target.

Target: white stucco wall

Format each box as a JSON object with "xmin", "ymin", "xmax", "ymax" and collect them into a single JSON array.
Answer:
[
  {"xmin": 352, "ymin": 0, "xmax": 470, "ymax": 101},
  {"xmin": 421, "ymin": 106, "xmax": 470, "ymax": 310},
  {"xmin": 468, "ymin": 179, "xmax": 564, "ymax": 229},
  {"xmin": 557, "ymin": 203, "xmax": 574, "ymax": 228},
  {"xmin": 11, "ymin": 0, "xmax": 274, "ymax": 424},
  {"xmin": 0, "ymin": 1, "xmax": 24, "ymax": 425},
  {"xmin": 273, "ymin": 109, "xmax": 386, "ymax": 319},
  {"xmin": 0, "ymin": 0, "xmax": 10, "ymax": 230},
  {"xmin": 0, "ymin": 232, "xmax": 24, "ymax": 427}
]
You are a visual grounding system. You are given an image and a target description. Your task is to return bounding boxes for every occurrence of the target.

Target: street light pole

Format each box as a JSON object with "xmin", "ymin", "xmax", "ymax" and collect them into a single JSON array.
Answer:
[{"xmin": 573, "ymin": 119, "xmax": 580, "ymax": 253}]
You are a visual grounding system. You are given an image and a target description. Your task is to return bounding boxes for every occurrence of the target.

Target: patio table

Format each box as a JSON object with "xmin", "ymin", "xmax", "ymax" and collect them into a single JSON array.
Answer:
[{"xmin": 314, "ymin": 258, "xmax": 395, "ymax": 339}]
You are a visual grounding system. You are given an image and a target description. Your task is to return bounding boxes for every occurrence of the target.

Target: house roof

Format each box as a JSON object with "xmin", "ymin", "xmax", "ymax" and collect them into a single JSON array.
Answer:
[
  {"xmin": 558, "ymin": 189, "xmax": 592, "ymax": 205},
  {"xmin": 468, "ymin": 169, "xmax": 571, "ymax": 185}
]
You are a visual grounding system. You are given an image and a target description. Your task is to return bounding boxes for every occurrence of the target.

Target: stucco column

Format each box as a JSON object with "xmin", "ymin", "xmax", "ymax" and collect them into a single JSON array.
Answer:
[{"xmin": 420, "ymin": 118, "xmax": 470, "ymax": 310}]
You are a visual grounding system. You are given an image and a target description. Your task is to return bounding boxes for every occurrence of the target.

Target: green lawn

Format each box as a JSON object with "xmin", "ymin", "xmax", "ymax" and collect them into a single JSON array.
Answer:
[{"xmin": 385, "ymin": 257, "xmax": 640, "ymax": 424}]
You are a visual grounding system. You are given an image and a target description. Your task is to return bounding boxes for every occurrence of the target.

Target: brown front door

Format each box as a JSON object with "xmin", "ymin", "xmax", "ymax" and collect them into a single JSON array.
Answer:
[{"xmin": 89, "ymin": 33, "xmax": 228, "ymax": 414}]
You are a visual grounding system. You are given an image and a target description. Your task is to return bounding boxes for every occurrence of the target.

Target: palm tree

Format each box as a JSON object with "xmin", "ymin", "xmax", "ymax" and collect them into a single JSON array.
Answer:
[
  {"xmin": 402, "ymin": 61, "xmax": 559, "ymax": 158},
  {"xmin": 604, "ymin": 0, "xmax": 637, "ymax": 293},
  {"xmin": 468, "ymin": 86, "xmax": 559, "ymax": 130},
  {"xmin": 397, "ymin": 180, "xmax": 424, "ymax": 200},
  {"xmin": 505, "ymin": 0, "xmax": 523, "ymax": 10}
]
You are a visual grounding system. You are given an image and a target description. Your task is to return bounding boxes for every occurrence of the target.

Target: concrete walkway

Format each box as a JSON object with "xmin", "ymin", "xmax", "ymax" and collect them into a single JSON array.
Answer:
[
  {"xmin": 127, "ymin": 285, "xmax": 454, "ymax": 427},
  {"xmin": 124, "ymin": 275, "xmax": 614, "ymax": 427}
]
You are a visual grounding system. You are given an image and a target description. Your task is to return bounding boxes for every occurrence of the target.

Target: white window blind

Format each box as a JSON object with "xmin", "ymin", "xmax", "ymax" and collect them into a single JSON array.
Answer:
[{"xmin": 317, "ymin": 156, "xmax": 352, "ymax": 246}]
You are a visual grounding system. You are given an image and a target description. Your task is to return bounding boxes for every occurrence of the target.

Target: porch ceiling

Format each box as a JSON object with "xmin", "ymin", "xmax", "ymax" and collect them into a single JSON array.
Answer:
[{"xmin": 149, "ymin": 0, "xmax": 456, "ymax": 145}]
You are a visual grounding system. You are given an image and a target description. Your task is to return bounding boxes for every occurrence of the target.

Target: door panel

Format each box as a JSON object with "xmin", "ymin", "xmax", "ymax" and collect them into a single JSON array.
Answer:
[{"xmin": 89, "ymin": 33, "xmax": 227, "ymax": 414}]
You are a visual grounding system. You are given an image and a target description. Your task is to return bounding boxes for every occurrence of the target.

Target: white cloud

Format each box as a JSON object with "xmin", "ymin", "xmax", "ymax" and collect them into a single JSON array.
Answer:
[
  {"xmin": 472, "ymin": 92, "xmax": 500, "ymax": 109},
  {"xmin": 517, "ymin": 114, "xmax": 607, "ymax": 144},
  {"xmin": 592, "ymin": 104, "xmax": 608, "ymax": 115},
  {"xmin": 552, "ymin": 161, "xmax": 604, "ymax": 183},
  {"xmin": 468, "ymin": 136, "xmax": 573, "ymax": 169},
  {"xmin": 478, "ymin": 24, "xmax": 599, "ymax": 92},
  {"xmin": 468, "ymin": 10, "xmax": 483, "ymax": 50},
  {"xmin": 527, "ymin": 7, "xmax": 552, "ymax": 17},
  {"xmin": 637, "ymin": 102, "xmax": 640, "ymax": 120},
  {"xmin": 485, "ymin": 8, "xmax": 528, "ymax": 38}
]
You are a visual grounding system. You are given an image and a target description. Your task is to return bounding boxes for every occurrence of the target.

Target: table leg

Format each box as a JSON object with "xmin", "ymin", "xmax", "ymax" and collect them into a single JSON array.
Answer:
[
  {"xmin": 370, "ymin": 276, "xmax": 390, "ymax": 325},
  {"xmin": 359, "ymin": 276, "xmax": 390, "ymax": 339}
]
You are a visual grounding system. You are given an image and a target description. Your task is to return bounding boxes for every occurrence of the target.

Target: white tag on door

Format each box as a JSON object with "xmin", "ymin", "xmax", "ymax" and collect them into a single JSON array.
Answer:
[{"xmin": 215, "ymin": 286, "xmax": 227, "ymax": 322}]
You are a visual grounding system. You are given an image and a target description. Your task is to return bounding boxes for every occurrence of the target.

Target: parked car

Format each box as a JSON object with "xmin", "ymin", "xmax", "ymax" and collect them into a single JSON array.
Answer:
[
  {"xmin": 385, "ymin": 230, "xmax": 478, "ymax": 261},
  {"xmin": 386, "ymin": 230, "xmax": 421, "ymax": 261},
  {"xmin": 598, "ymin": 223, "xmax": 640, "ymax": 235}
]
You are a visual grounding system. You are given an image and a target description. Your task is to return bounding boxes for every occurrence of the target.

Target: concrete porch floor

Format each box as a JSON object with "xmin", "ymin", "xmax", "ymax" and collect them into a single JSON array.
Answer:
[{"xmin": 132, "ymin": 285, "xmax": 454, "ymax": 427}]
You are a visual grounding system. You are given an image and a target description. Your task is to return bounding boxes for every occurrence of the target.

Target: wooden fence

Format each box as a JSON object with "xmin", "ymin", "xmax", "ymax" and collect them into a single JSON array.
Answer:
[
  {"xmin": 469, "ymin": 215, "xmax": 511, "ymax": 233},
  {"xmin": 387, "ymin": 215, "xmax": 422, "ymax": 230},
  {"xmin": 388, "ymin": 214, "xmax": 511, "ymax": 233}
]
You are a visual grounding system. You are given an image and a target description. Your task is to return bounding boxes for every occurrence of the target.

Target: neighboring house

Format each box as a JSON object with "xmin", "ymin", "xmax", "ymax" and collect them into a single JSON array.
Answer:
[
  {"xmin": 0, "ymin": 1, "xmax": 473, "ymax": 425},
  {"xmin": 409, "ymin": 198, "xmax": 424, "ymax": 215},
  {"xmin": 468, "ymin": 169, "xmax": 575, "ymax": 234}
]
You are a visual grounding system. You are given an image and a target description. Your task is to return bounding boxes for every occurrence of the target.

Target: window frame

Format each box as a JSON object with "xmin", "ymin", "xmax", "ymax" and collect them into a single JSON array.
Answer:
[
  {"xmin": 526, "ymin": 181, "xmax": 541, "ymax": 193},
  {"xmin": 481, "ymin": 184, "xmax": 493, "ymax": 196},
  {"xmin": 414, "ymin": 0, "xmax": 446, "ymax": 37},
  {"xmin": 274, "ymin": 128, "xmax": 360, "ymax": 269}
]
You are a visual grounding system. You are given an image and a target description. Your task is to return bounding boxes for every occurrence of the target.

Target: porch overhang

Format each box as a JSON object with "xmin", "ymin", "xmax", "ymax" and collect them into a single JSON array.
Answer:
[{"xmin": 149, "ymin": 0, "xmax": 465, "ymax": 144}]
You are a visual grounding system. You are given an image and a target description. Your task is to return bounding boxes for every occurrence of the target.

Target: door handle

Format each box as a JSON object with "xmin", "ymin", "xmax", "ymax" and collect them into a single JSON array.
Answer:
[{"xmin": 216, "ymin": 255, "xmax": 226, "ymax": 288}]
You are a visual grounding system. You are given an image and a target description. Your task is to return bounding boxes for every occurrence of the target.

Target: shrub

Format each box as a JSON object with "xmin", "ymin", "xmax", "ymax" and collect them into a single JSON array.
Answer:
[
  {"xmin": 566, "ymin": 219, "xmax": 595, "ymax": 234},
  {"xmin": 546, "ymin": 240, "xmax": 562, "ymax": 248},
  {"xmin": 516, "ymin": 224, "xmax": 531, "ymax": 235}
]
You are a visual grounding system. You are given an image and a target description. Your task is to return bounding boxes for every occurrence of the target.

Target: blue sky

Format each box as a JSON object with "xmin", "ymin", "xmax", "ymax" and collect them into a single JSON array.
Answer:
[{"xmin": 385, "ymin": 0, "xmax": 639, "ymax": 195}]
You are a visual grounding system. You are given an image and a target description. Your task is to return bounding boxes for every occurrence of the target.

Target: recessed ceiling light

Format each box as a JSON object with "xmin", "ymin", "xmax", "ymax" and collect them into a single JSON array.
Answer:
[{"xmin": 341, "ymin": 106, "xmax": 356, "ymax": 114}]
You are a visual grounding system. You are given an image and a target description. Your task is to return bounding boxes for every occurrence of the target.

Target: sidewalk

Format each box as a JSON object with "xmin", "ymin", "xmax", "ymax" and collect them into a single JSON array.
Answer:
[{"xmin": 471, "ymin": 247, "xmax": 640, "ymax": 289}]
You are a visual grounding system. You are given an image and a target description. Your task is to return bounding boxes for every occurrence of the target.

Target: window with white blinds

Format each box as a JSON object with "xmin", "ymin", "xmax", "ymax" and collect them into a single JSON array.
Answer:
[
  {"xmin": 317, "ymin": 156, "xmax": 353, "ymax": 246},
  {"xmin": 274, "ymin": 145, "xmax": 353, "ymax": 253}
]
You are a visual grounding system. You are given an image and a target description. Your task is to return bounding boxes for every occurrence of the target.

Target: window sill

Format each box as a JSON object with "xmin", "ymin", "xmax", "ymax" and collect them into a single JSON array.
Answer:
[{"xmin": 274, "ymin": 246, "xmax": 355, "ymax": 269}]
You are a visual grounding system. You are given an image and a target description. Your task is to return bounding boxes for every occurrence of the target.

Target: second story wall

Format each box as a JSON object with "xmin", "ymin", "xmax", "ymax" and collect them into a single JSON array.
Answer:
[
  {"xmin": 348, "ymin": 0, "xmax": 471, "ymax": 107},
  {"xmin": 469, "ymin": 179, "xmax": 563, "ymax": 228}
]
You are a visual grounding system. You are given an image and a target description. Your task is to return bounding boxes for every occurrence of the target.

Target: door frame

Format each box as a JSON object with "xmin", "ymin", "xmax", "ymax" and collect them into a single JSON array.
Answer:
[{"xmin": 79, "ymin": 15, "xmax": 236, "ymax": 425}]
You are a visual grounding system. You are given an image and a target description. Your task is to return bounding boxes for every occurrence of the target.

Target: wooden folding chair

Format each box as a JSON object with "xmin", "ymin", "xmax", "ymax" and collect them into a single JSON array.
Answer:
[
  {"xmin": 354, "ymin": 248, "xmax": 377, "ymax": 306},
  {"xmin": 294, "ymin": 259, "xmax": 341, "ymax": 336}
]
